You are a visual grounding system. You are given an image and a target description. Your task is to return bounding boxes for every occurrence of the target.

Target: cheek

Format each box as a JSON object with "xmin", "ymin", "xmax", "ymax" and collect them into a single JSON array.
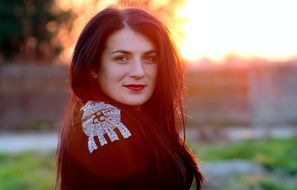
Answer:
[
  {"xmin": 100, "ymin": 65, "xmax": 126, "ymax": 83},
  {"xmin": 98, "ymin": 67, "xmax": 115, "ymax": 90},
  {"xmin": 148, "ymin": 65, "xmax": 158, "ymax": 81}
]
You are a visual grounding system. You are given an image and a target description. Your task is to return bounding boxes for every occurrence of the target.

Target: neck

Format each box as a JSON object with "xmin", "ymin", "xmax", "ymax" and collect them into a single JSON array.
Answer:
[{"xmin": 133, "ymin": 105, "xmax": 141, "ymax": 111}]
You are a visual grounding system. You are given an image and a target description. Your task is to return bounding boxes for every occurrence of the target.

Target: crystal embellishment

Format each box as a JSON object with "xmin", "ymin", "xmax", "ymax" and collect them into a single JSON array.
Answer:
[{"xmin": 81, "ymin": 101, "xmax": 132, "ymax": 153}]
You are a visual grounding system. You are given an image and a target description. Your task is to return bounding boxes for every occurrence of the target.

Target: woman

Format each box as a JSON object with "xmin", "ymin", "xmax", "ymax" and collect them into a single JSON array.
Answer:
[{"xmin": 56, "ymin": 7, "xmax": 203, "ymax": 190}]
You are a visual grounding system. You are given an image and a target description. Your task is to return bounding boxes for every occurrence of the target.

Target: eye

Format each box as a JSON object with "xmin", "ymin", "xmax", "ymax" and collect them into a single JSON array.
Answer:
[
  {"xmin": 142, "ymin": 55, "xmax": 157, "ymax": 64},
  {"xmin": 113, "ymin": 55, "xmax": 129, "ymax": 64}
]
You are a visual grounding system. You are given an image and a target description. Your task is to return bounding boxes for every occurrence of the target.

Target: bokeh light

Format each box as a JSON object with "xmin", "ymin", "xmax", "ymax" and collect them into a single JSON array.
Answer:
[
  {"xmin": 54, "ymin": 0, "xmax": 297, "ymax": 64},
  {"xmin": 177, "ymin": 0, "xmax": 297, "ymax": 62}
]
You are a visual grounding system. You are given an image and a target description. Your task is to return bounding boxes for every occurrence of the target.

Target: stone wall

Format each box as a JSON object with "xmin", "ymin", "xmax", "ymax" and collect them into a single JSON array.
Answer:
[
  {"xmin": 1, "ymin": 62, "xmax": 297, "ymax": 131},
  {"xmin": 248, "ymin": 63, "xmax": 297, "ymax": 126},
  {"xmin": 0, "ymin": 64, "xmax": 69, "ymax": 131},
  {"xmin": 185, "ymin": 62, "xmax": 297, "ymax": 127},
  {"xmin": 185, "ymin": 66, "xmax": 249, "ymax": 126}
]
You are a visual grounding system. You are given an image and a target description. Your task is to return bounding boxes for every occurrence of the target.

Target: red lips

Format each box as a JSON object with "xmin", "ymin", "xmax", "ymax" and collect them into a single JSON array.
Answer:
[{"xmin": 123, "ymin": 84, "xmax": 146, "ymax": 91}]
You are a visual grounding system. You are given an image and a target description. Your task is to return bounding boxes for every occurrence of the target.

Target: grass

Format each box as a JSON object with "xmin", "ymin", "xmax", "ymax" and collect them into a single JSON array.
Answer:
[
  {"xmin": 0, "ymin": 151, "xmax": 56, "ymax": 190},
  {"xmin": 189, "ymin": 137, "xmax": 297, "ymax": 190},
  {"xmin": 238, "ymin": 174, "xmax": 297, "ymax": 190},
  {"xmin": 188, "ymin": 137, "xmax": 297, "ymax": 174},
  {"xmin": 0, "ymin": 137, "xmax": 296, "ymax": 190}
]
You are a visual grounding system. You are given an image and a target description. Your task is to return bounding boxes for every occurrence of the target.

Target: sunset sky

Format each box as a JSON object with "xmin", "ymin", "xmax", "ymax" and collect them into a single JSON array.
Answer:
[
  {"xmin": 177, "ymin": 0, "xmax": 297, "ymax": 62},
  {"xmin": 56, "ymin": 0, "xmax": 297, "ymax": 63}
]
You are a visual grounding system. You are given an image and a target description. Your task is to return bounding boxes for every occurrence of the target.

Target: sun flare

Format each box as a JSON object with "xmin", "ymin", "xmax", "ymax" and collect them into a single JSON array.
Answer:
[
  {"xmin": 176, "ymin": 0, "xmax": 297, "ymax": 62},
  {"xmin": 55, "ymin": 0, "xmax": 297, "ymax": 64}
]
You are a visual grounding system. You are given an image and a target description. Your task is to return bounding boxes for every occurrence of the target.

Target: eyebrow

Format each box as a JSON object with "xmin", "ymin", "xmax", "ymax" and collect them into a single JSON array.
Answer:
[{"xmin": 110, "ymin": 50, "xmax": 157, "ymax": 55}]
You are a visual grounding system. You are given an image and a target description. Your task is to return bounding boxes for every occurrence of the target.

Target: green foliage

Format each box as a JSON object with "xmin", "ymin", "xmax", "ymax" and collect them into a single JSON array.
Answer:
[
  {"xmin": 238, "ymin": 175, "xmax": 297, "ymax": 190},
  {"xmin": 0, "ymin": 151, "xmax": 56, "ymax": 190},
  {"xmin": 259, "ymin": 178, "xmax": 284, "ymax": 190},
  {"xmin": 0, "ymin": 0, "xmax": 71, "ymax": 61},
  {"xmin": 0, "ymin": 137, "xmax": 296, "ymax": 189},
  {"xmin": 188, "ymin": 137, "xmax": 297, "ymax": 174},
  {"xmin": 20, "ymin": 120, "xmax": 57, "ymax": 132}
]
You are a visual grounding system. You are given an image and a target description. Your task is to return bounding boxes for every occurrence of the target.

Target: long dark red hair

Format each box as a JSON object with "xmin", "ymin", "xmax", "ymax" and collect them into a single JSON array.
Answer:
[{"xmin": 57, "ymin": 7, "xmax": 203, "ymax": 189}]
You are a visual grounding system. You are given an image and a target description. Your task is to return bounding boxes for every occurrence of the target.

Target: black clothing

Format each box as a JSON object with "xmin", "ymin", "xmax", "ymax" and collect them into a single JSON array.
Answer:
[{"xmin": 60, "ymin": 101, "xmax": 194, "ymax": 190}]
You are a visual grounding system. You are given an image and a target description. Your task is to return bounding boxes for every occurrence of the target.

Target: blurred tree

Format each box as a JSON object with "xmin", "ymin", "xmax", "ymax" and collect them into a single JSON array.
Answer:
[
  {"xmin": 0, "ymin": 0, "xmax": 71, "ymax": 63},
  {"xmin": 54, "ymin": 0, "xmax": 185, "ymax": 63},
  {"xmin": 0, "ymin": 0, "xmax": 185, "ymax": 63},
  {"xmin": 118, "ymin": 0, "xmax": 185, "ymax": 43}
]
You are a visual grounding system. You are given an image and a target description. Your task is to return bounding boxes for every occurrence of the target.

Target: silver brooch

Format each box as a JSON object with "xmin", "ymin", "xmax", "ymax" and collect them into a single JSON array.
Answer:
[{"xmin": 81, "ymin": 101, "xmax": 132, "ymax": 153}]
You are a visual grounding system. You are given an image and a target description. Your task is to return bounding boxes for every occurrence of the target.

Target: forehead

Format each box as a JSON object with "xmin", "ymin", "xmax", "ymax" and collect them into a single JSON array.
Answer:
[{"xmin": 105, "ymin": 27, "xmax": 155, "ymax": 53}]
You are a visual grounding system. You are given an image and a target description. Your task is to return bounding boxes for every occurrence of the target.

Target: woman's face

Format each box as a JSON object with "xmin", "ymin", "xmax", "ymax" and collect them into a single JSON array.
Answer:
[{"xmin": 96, "ymin": 27, "xmax": 158, "ymax": 107}]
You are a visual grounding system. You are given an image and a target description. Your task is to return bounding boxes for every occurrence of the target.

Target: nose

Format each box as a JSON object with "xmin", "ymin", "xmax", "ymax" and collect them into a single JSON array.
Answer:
[{"xmin": 129, "ymin": 58, "xmax": 145, "ymax": 79}]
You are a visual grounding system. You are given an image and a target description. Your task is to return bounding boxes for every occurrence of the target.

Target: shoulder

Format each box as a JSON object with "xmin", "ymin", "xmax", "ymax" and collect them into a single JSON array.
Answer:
[
  {"xmin": 80, "ymin": 101, "xmax": 132, "ymax": 153},
  {"xmin": 68, "ymin": 101, "xmax": 150, "ymax": 179}
]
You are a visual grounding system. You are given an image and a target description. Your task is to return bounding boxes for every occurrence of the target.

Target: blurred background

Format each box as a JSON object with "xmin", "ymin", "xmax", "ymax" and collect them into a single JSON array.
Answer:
[{"xmin": 0, "ymin": 0, "xmax": 297, "ymax": 189}]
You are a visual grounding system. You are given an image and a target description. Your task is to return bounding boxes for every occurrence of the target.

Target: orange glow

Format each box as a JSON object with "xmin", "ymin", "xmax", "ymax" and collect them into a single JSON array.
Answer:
[
  {"xmin": 176, "ymin": 0, "xmax": 297, "ymax": 62},
  {"xmin": 55, "ymin": 0, "xmax": 184, "ymax": 64},
  {"xmin": 55, "ymin": 0, "xmax": 297, "ymax": 64},
  {"xmin": 55, "ymin": 0, "xmax": 117, "ymax": 63}
]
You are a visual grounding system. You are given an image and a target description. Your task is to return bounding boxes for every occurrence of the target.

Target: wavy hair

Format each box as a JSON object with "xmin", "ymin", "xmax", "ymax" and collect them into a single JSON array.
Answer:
[{"xmin": 57, "ymin": 7, "xmax": 203, "ymax": 189}]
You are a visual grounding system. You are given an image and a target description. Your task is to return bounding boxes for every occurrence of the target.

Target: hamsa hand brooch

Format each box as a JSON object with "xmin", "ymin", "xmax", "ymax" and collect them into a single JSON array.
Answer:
[{"xmin": 81, "ymin": 101, "xmax": 132, "ymax": 153}]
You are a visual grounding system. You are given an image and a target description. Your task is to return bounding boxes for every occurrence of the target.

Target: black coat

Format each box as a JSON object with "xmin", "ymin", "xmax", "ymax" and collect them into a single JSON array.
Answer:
[{"xmin": 60, "ymin": 101, "xmax": 194, "ymax": 190}]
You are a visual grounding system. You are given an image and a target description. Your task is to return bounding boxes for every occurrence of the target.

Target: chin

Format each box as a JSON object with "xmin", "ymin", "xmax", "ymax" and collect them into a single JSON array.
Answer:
[
  {"xmin": 123, "ymin": 100, "xmax": 145, "ymax": 106},
  {"xmin": 121, "ymin": 97, "xmax": 149, "ymax": 106}
]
